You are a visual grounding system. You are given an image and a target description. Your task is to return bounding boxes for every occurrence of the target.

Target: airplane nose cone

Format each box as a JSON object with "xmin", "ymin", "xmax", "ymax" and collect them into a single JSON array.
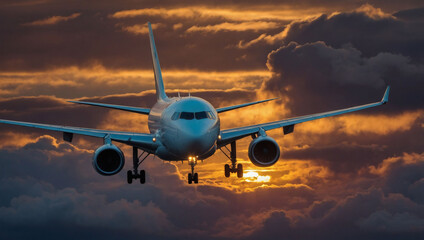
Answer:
[{"xmin": 180, "ymin": 128, "xmax": 212, "ymax": 155}]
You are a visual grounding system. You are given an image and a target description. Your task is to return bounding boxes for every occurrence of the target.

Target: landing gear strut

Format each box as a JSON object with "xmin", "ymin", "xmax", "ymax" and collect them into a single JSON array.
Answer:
[
  {"xmin": 188, "ymin": 157, "xmax": 199, "ymax": 184},
  {"xmin": 127, "ymin": 147, "xmax": 149, "ymax": 184},
  {"xmin": 221, "ymin": 141, "xmax": 243, "ymax": 178}
]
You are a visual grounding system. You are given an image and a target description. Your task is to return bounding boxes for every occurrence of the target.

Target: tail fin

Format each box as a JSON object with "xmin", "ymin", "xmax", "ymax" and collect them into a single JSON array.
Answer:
[{"xmin": 148, "ymin": 22, "xmax": 168, "ymax": 101}]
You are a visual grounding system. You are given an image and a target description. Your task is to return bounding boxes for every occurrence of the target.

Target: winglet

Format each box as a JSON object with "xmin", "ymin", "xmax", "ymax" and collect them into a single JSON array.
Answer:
[
  {"xmin": 148, "ymin": 22, "xmax": 168, "ymax": 101},
  {"xmin": 381, "ymin": 86, "xmax": 390, "ymax": 104}
]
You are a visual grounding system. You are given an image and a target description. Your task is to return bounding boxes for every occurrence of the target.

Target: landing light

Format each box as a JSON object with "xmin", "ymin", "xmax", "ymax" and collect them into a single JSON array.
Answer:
[
  {"xmin": 218, "ymin": 135, "xmax": 222, "ymax": 140},
  {"xmin": 152, "ymin": 137, "xmax": 156, "ymax": 142},
  {"xmin": 188, "ymin": 156, "xmax": 197, "ymax": 164}
]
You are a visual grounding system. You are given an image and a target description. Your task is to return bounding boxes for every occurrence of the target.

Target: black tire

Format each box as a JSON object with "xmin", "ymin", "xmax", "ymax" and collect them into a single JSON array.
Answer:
[
  {"xmin": 224, "ymin": 164, "xmax": 230, "ymax": 178},
  {"xmin": 127, "ymin": 170, "xmax": 133, "ymax": 184},
  {"xmin": 188, "ymin": 173, "xmax": 193, "ymax": 184},
  {"xmin": 237, "ymin": 164, "xmax": 243, "ymax": 178},
  {"xmin": 139, "ymin": 170, "xmax": 146, "ymax": 184},
  {"xmin": 194, "ymin": 173, "xmax": 198, "ymax": 184}
]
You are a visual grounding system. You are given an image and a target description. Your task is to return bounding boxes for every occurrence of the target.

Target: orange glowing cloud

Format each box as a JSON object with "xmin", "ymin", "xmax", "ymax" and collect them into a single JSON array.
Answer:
[
  {"xmin": 122, "ymin": 23, "xmax": 164, "ymax": 35},
  {"xmin": 338, "ymin": 111, "xmax": 423, "ymax": 135},
  {"xmin": 288, "ymin": 111, "xmax": 423, "ymax": 136},
  {"xmin": 23, "ymin": 13, "xmax": 81, "ymax": 26},
  {"xmin": 0, "ymin": 66, "xmax": 270, "ymax": 98},
  {"xmin": 186, "ymin": 21, "xmax": 280, "ymax": 33},
  {"xmin": 354, "ymin": 3, "xmax": 394, "ymax": 19},
  {"xmin": 369, "ymin": 152, "xmax": 424, "ymax": 175},
  {"xmin": 239, "ymin": 4, "xmax": 394, "ymax": 48},
  {"xmin": 111, "ymin": 7, "xmax": 321, "ymax": 22}
]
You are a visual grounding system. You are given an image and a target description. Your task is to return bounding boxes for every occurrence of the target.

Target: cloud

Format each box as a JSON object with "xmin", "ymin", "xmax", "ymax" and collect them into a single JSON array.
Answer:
[
  {"xmin": 0, "ymin": 180, "xmax": 174, "ymax": 236},
  {"xmin": 111, "ymin": 7, "xmax": 318, "ymax": 22},
  {"xmin": 393, "ymin": 7, "xmax": 424, "ymax": 21},
  {"xmin": 186, "ymin": 21, "xmax": 280, "ymax": 33},
  {"xmin": 338, "ymin": 111, "xmax": 423, "ymax": 135},
  {"xmin": 23, "ymin": 13, "xmax": 81, "ymax": 26},
  {"xmin": 359, "ymin": 210, "xmax": 424, "ymax": 232},
  {"xmin": 354, "ymin": 3, "xmax": 394, "ymax": 20},
  {"xmin": 121, "ymin": 23, "xmax": 163, "ymax": 35},
  {"xmin": 261, "ymin": 41, "xmax": 424, "ymax": 115},
  {"xmin": 0, "ymin": 66, "xmax": 270, "ymax": 98}
]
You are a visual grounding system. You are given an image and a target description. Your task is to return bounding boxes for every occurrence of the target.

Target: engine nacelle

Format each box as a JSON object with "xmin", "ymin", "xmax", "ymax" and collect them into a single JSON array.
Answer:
[
  {"xmin": 248, "ymin": 136, "xmax": 280, "ymax": 167},
  {"xmin": 92, "ymin": 144, "xmax": 125, "ymax": 176}
]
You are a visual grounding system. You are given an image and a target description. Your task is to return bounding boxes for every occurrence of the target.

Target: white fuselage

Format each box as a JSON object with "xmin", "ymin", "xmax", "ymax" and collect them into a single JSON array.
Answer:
[{"xmin": 148, "ymin": 96, "xmax": 220, "ymax": 160}]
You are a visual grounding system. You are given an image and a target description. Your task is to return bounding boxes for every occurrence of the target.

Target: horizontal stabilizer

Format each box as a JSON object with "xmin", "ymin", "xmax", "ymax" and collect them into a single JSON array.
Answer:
[
  {"xmin": 68, "ymin": 101, "xmax": 150, "ymax": 115},
  {"xmin": 216, "ymin": 98, "xmax": 278, "ymax": 113}
]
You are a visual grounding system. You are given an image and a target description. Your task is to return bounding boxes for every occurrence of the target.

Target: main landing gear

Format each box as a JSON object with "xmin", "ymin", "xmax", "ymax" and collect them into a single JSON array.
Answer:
[
  {"xmin": 188, "ymin": 157, "xmax": 199, "ymax": 184},
  {"xmin": 127, "ymin": 147, "xmax": 149, "ymax": 184},
  {"xmin": 221, "ymin": 141, "xmax": 243, "ymax": 178}
]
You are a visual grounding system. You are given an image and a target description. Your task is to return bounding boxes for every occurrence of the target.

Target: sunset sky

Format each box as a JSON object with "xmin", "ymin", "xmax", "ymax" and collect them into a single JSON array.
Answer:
[{"xmin": 0, "ymin": 0, "xmax": 424, "ymax": 239}]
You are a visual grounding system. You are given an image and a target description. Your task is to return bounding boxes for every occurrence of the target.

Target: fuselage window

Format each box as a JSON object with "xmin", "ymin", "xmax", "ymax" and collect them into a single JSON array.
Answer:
[
  {"xmin": 180, "ymin": 112, "xmax": 194, "ymax": 120},
  {"xmin": 195, "ymin": 111, "xmax": 208, "ymax": 119},
  {"xmin": 171, "ymin": 112, "xmax": 180, "ymax": 120}
]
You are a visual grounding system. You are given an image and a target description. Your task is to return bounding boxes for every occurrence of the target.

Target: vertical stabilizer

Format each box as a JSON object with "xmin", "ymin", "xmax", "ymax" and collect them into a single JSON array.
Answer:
[{"xmin": 148, "ymin": 22, "xmax": 168, "ymax": 101}]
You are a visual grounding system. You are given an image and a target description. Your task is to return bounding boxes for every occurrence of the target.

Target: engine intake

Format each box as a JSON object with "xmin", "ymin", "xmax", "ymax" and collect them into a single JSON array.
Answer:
[
  {"xmin": 93, "ymin": 144, "xmax": 125, "ymax": 176},
  {"xmin": 248, "ymin": 136, "xmax": 280, "ymax": 167}
]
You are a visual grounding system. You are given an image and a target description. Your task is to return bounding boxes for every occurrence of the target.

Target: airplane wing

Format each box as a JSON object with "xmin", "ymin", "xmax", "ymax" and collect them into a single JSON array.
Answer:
[
  {"xmin": 68, "ymin": 101, "xmax": 150, "ymax": 115},
  {"xmin": 218, "ymin": 86, "xmax": 390, "ymax": 147},
  {"xmin": 0, "ymin": 119, "xmax": 157, "ymax": 152},
  {"xmin": 216, "ymin": 98, "xmax": 278, "ymax": 113}
]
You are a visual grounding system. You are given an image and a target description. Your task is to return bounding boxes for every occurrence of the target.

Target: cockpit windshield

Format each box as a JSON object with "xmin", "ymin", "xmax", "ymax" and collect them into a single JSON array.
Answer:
[
  {"xmin": 195, "ymin": 111, "xmax": 208, "ymax": 119},
  {"xmin": 172, "ymin": 111, "xmax": 215, "ymax": 120},
  {"xmin": 180, "ymin": 112, "xmax": 194, "ymax": 120}
]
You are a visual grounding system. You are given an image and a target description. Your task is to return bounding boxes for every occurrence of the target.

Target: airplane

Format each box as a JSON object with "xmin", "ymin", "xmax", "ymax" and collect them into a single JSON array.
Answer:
[{"xmin": 0, "ymin": 22, "xmax": 390, "ymax": 185}]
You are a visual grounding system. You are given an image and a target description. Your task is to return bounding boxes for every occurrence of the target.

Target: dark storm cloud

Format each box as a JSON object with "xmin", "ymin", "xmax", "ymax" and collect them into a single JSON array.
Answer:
[
  {"xmin": 262, "ymin": 41, "xmax": 424, "ymax": 114},
  {"xmin": 245, "ymin": 5, "xmax": 424, "ymax": 60},
  {"xmin": 247, "ymin": 153, "xmax": 424, "ymax": 240},
  {"xmin": 256, "ymin": 5, "xmax": 424, "ymax": 177},
  {"xmin": 283, "ymin": 142, "xmax": 387, "ymax": 172},
  {"xmin": 283, "ymin": 9, "xmax": 424, "ymax": 62},
  {"xmin": 394, "ymin": 7, "xmax": 424, "ymax": 21},
  {"xmin": 281, "ymin": 118, "xmax": 424, "ymax": 173},
  {"xmin": 0, "ymin": 135, "xmax": 315, "ymax": 239}
]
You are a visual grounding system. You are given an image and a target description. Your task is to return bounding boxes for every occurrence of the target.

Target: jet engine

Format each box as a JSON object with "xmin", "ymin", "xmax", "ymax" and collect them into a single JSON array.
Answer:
[
  {"xmin": 248, "ymin": 136, "xmax": 280, "ymax": 167},
  {"xmin": 92, "ymin": 144, "xmax": 125, "ymax": 176}
]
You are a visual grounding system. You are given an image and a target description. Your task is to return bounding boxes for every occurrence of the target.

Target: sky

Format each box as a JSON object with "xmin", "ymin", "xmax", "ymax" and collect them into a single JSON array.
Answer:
[{"xmin": 0, "ymin": 0, "xmax": 424, "ymax": 239}]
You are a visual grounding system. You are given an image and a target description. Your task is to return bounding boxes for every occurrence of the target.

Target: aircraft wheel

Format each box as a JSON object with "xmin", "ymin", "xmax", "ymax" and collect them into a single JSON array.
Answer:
[
  {"xmin": 188, "ymin": 173, "xmax": 193, "ymax": 184},
  {"xmin": 139, "ymin": 170, "xmax": 146, "ymax": 184},
  {"xmin": 127, "ymin": 170, "xmax": 133, "ymax": 184},
  {"xmin": 237, "ymin": 164, "xmax": 243, "ymax": 178},
  {"xmin": 194, "ymin": 173, "xmax": 199, "ymax": 184},
  {"xmin": 224, "ymin": 164, "xmax": 230, "ymax": 178}
]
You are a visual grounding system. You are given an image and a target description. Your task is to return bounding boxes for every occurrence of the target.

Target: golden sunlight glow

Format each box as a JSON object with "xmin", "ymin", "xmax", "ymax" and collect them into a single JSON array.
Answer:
[
  {"xmin": 243, "ymin": 171, "xmax": 271, "ymax": 182},
  {"xmin": 186, "ymin": 21, "xmax": 280, "ymax": 33},
  {"xmin": 122, "ymin": 23, "xmax": 163, "ymax": 35},
  {"xmin": 111, "ymin": 7, "xmax": 324, "ymax": 22},
  {"xmin": 0, "ymin": 67, "xmax": 270, "ymax": 98},
  {"xmin": 23, "ymin": 13, "xmax": 81, "ymax": 26}
]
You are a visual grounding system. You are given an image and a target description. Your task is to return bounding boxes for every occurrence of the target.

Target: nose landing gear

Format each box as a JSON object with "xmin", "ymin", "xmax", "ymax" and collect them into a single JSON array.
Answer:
[
  {"xmin": 188, "ymin": 157, "xmax": 199, "ymax": 184},
  {"xmin": 127, "ymin": 147, "xmax": 149, "ymax": 184},
  {"xmin": 221, "ymin": 141, "xmax": 243, "ymax": 178}
]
